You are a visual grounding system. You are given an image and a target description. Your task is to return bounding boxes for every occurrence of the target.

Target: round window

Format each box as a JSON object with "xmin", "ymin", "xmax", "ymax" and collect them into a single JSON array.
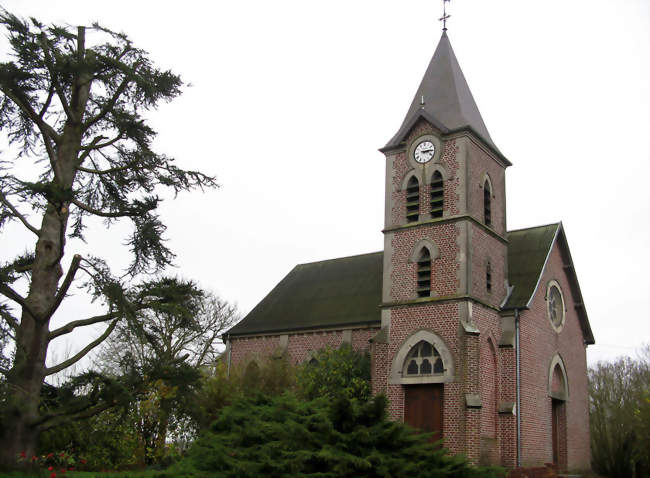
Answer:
[{"xmin": 547, "ymin": 281, "xmax": 565, "ymax": 331}]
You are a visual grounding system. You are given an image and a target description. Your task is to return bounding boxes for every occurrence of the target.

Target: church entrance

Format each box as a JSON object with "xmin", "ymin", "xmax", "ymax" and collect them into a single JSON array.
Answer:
[
  {"xmin": 551, "ymin": 398, "xmax": 566, "ymax": 469},
  {"xmin": 404, "ymin": 384, "xmax": 444, "ymax": 443}
]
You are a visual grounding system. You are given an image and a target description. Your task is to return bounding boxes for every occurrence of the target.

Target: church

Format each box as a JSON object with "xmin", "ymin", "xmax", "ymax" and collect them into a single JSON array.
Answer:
[{"xmin": 223, "ymin": 28, "xmax": 594, "ymax": 472}]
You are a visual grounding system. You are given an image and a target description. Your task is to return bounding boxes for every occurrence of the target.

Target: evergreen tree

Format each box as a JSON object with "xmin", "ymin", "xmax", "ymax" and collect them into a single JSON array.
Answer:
[
  {"xmin": 0, "ymin": 10, "xmax": 217, "ymax": 466},
  {"xmin": 171, "ymin": 393, "xmax": 505, "ymax": 478}
]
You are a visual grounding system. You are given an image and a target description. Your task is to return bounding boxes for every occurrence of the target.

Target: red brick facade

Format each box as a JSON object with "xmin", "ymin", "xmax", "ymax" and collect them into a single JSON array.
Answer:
[{"xmin": 228, "ymin": 118, "xmax": 591, "ymax": 471}]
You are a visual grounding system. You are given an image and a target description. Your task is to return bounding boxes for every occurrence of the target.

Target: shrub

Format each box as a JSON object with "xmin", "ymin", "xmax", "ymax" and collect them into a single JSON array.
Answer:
[
  {"xmin": 297, "ymin": 344, "xmax": 371, "ymax": 401},
  {"xmin": 169, "ymin": 392, "xmax": 505, "ymax": 478}
]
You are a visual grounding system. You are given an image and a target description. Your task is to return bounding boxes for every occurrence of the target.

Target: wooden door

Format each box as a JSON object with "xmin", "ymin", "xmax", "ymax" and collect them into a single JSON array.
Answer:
[
  {"xmin": 552, "ymin": 399, "xmax": 560, "ymax": 465},
  {"xmin": 404, "ymin": 384, "xmax": 444, "ymax": 443}
]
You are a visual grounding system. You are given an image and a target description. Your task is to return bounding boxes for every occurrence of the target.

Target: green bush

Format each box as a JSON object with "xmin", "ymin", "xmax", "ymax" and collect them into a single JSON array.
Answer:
[
  {"xmin": 297, "ymin": 344, "xmax": 371, "ymax": 401},
  {"xmin": 169, "ymin": 392, "xmax": 505, "ymax": 478}
]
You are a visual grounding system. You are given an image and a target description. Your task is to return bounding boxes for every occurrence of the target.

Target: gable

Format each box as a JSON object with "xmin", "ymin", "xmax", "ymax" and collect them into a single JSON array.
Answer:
[
  {"xmin": 225, "ymin": 252, "xmax": 383, "ymax": 337},
  {"xmin": 505, "ymin": 222, "xmax": 594, "ymax": 344}
]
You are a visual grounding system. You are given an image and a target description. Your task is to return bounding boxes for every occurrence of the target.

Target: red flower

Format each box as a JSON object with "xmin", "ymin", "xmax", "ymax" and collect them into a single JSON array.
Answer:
[
  {"xmin": 48, "ymin": 466, "xmax": 54, "ymax": 471},
  {"xmin": 80, "ymin": 459, "xmax": 87, "ymax": 464},
  {"xmin": 59, "ymin": 452, "xmax": 65, "ymax": 457},
  {"xmin": 47, "ymin": 453, "xmax": 54, "ymax": 458},
  {"xmin": 50, "ymin": 473, "xmax": 56, "ymax": 478},
  {"xmin": 31, "ymin": 456, "xmax": 38, "ymax": 461},
  {"xmin": 19, "ymin": 451, "xmax": 26, "ymax": 458},
  {"xmin": 60, "ymin": 468, "xmax": 66, "ymax": 473}
]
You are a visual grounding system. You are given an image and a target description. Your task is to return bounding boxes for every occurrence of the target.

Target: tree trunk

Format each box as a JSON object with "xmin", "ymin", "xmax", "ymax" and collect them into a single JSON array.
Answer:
[{"xmin": 0, "ymin": 203, "xmax": 66, "ymax": 467}]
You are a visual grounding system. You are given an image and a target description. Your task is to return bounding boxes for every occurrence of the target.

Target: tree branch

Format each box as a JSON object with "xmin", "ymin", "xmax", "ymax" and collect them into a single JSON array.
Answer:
[
  {"xmin": 49, "ymin": 310, "xmax": 119, "ymax": 340},
  {"xmin": 44, "ymin": 319, "xmax": 119, "ymax": 376},
  {"xmin": 35, "ymin": 400, "xmax": 114, "ymax": 432},
  {"xmin": 39, "ymin": 33, "xmax": 77, "ymax": 123},
  {"xmin": 38, "ymin": 84, "xmax": 55, "ymax": 118},
  {"xmin": 0, "ymin": 283, "xmax": 38, "ymax": 320},
  {"xmin": 70, "ymin": 198, "xmax": 137, "ymax": 218},
  {"xmin": 0, "ymin": 191, "xmax": 41, "ymax": 236},
  {"xmin": 84, "ymin": 75, "xmax": 130, "ymax": 130},
  {"xmin": 0, "ymin": 308, "xmax": 19, "ymax": 331},
  {"xmin": 79, "ymin": 134, "xmax": 122, "ymax": 151},
  {"xmin": 1, "ymin": 87, "xmax": 61, "ymax": 143},
  {"xmin": 43, "ymin": 254, "xmax": 82, "ymax": 321},
  {"xmin": 76, "ymin": 163, "xmax": 132, "ymax": 175}
]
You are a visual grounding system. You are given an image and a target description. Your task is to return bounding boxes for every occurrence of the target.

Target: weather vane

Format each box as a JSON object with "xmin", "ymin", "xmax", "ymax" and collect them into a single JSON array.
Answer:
[{"xmin": 439, "ymin": 0, "xmax": 451, "ymax": 32}]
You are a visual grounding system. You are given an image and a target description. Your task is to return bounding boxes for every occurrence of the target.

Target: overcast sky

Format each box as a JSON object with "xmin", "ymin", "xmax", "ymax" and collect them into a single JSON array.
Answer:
[{"xmin": 1, "ymin": 0, "xmax": 648, "ymax": 369}]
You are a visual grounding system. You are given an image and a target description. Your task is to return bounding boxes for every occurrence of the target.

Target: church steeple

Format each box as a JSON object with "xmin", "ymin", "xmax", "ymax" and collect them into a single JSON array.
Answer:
[{"xmin": 384, "ymin": 33, "xmax": 504, "ymax": 159}]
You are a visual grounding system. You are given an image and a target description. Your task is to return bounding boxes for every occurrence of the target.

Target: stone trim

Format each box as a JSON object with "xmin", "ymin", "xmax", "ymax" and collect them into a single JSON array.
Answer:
[
  {"xmin": 465, "ymin": 393, "xmax": 482, "ymax": 409},
  {"xmin": 389, "ymin": 329, "xmax": 455, "ymax": 385},
  {"xmin": 380, "ymin": 294, "xmax": 502, "ymax": 313},
  {"xmin": 408, "ymin": 238, "xmax": 440, "ymax": 263},
  {"xmin": 548, "ymin": 352, "xmax": 570, "ymax": 401},
  {"xmin": 546, "ymin": 279, "xmax": 566, "ymax": 333},
  {"xmin": 382, "ymin": 214, "xmax": 508, "ymax": 244}
]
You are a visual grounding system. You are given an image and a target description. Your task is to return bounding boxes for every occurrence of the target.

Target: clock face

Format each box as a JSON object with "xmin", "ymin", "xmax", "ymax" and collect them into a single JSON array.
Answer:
[{"xmin": 414, "ymin": 140, "xmax": 435, "ymax": 163}]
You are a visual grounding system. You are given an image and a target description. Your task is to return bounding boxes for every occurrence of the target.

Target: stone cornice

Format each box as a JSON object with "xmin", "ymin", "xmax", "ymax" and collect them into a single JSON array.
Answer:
[
  {"xmin": 383, "ymin": 214, "xmax": 508, "ymax": 245},
  {"xmin": 380, "ymin": 293, "xmax": 502, "ymax": 312}
]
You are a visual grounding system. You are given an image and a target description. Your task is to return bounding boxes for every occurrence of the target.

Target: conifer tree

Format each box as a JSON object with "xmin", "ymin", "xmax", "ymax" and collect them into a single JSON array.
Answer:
[{"xmin": 0, "ymin": 10, "xmax": 217, "ymax": 466}]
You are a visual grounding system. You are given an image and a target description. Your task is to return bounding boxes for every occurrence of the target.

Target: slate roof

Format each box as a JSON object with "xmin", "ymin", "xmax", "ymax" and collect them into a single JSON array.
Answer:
[
  {"xmin": 383, "ymin": 32, "xmax": 506, "ymax": 162},
  {"xmin": 225, "ymin": 252, "xmax": 383, "ymax": 336},
  {"xmin": 503, "ymin": 223, "xmax": 560, "ymax": 309},
  {"xmin": 225, "ymin": 224, "xmax": 593, "ymax": 345}
]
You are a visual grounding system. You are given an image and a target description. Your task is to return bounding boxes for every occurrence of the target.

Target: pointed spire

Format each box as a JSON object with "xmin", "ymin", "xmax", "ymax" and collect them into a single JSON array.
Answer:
[{"xmin": 384, "ymin": 33, "xmax": 503, "ymax": 157}]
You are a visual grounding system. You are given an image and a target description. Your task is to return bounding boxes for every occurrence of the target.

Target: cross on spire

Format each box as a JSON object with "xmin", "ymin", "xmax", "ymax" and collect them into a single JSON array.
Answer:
[{"xmin": 439, "ymin": 0, "xmax": 451, "ymax": 32}]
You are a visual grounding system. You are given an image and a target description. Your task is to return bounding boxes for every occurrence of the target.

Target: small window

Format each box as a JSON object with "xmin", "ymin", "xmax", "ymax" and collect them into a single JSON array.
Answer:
[
  {"xmin": 416, "ymin": 248, "xmax": 431, "ymax": 298},
  {"xmin": 430, "ymin": 171, "xmax": 444, "ymax": 218},
  {"xmin": 402, "ymin": 340, "xmax": 444, "ymax": 377},
  {"xmin": 406, "ymin": 176, "xmax": 420, "ymax": 223},
  {"xmin": 486, "ymin": 261, "xmax": 492, "ymax": 293},
  {"xmin": 483, "ymin": 179, "xmax": 492, "ymax": 226}
]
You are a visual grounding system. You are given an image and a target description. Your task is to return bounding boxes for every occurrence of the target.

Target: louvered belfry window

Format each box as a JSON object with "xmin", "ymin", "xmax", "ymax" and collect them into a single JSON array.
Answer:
[
  {"xmin": 406, "ymin": 176, "xmax": 420, "ymax": 223},
  {"xmin": 430, "ymin": 171, "xmax": 444, "ymax": 218},
  {"xmin": 484, "ymin": 180, "xmax": 492, "ymax": 226},
  {"xmin": 416, "ymin": 248, "xmax": 431, "ymax": 298}
]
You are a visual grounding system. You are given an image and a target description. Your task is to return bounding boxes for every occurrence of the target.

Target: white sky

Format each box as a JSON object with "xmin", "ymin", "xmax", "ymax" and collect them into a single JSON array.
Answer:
[{"xmin": 1, "ymin": 0, "xmax": 648, "ymax": 369}]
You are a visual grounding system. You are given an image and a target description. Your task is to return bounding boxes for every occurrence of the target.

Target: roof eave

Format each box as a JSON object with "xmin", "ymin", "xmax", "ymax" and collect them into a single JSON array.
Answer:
[{"xmin": 380, "ymin": 115, "xmax": 511, "ymax": 166}]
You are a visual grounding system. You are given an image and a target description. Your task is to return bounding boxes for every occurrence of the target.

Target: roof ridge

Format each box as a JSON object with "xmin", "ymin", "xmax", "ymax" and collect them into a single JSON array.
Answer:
[
  {"xmin": 507, "ymin": 222, "xmax": 561, "ymax": 234},
  {"xmin": 296, "ymin": 250, "xmax": 383, "ymax": 267}
]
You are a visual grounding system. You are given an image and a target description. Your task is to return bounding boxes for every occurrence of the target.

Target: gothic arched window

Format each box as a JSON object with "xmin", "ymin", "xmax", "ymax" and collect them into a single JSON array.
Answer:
[
  {"xmin": 430, "ymin": 171, "xmax": 444, "ymax": 218},
  {"xmin": 483, "ymin": 179, "xmax": 492, "ymax": 226},
  {"xmin": 406, "ymin": 176, "xmax": 420, "ymax": 223},
  {"xmin": 403, "ymin": 340, "xmax": 445, "ymax": 376},
  {"xmin": 416, "ymin": 248, "xmax": 431, "ymax": 298}
]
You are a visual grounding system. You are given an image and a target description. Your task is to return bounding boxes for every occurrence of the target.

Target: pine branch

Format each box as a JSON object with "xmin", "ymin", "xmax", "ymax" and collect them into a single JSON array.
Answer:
[
  {"xmin": 0, "ymin": 283, "xmax": 38, "ymax": 320},
  {"xmin": 0, "ymin": 191, "xmax": 40, "ymax": 235},
  {"xmin": 43, "ymin": 254, "xmax": 82, "ymax": 321},
  {"xmin": 44, "ymin": 319, "xmax": 119, "ymax": 376},
  {"xmin": 79, "ymin": 134, "xmax": 122, "ymax": 151},
  {"xmin": 83, "ymin": 75, "xmax": 131, "ymax": 130},
  {"xmin": 38, "ymin": 83, "xmax": 55, "ymax": 118},
  {"xmin": 48, "ymin": 310, "xmax": 118, "ymax": 340},
  {"xmin": 39, "ymin": 32, "xmax": 77, "ymax": 123},
  {"xmin": 0, "ymin": 87, "xmax": 61, "ymax": 143},
  {"xmin": 70, "ymin": 198, "xmax": 138, "ymax": 218},
  {"xmin": 0, "ymin": 308, "xmax": 19, "ymax": 330},
  {"xmin": 34, "ymin": 400, "xmax": 114, "ymax": 432}
]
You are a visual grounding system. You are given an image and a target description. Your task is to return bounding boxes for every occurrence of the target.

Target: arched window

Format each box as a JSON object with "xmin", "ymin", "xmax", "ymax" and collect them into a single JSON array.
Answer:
[
  {"xmin": 483, "ymin": 179, "xmax": 492, "ymax": 226},
  {"xmin": 406, "ymin": 176, "xmax": 420, "ymax": 223},
  {"xmin": 416, "ymin": 248, "xmax": 431, "ymax": 298},
  {"xmin": 486, "ymin": 260, "xmax": 492, "ymax": 293},
  {"xmin": 430, "ymin": 171, "xmax": 444, "ymax": 218},
  {"xmin": 403, "ymin": 340, "xmax": 445, "ymax": 376}
]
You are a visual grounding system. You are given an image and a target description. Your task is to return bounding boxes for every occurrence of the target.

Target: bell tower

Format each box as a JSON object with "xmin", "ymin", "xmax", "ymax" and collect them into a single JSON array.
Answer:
[{"xmin": 373, "ymin": 30, "xmax": 514, "ymax": 465}]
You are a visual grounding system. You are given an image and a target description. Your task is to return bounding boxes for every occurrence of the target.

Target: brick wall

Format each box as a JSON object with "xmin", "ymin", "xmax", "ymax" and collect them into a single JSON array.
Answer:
[
  {"xmin": 229, "ymin": 327, "xmax": 379, "ymax": 367},
  {"xmin": 518, "ymin": 242, "xmax": 591, "ymax": 470},
  {"xmin": 467, "ymin": 140, "xmax": 506, "ymax": 236}
]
